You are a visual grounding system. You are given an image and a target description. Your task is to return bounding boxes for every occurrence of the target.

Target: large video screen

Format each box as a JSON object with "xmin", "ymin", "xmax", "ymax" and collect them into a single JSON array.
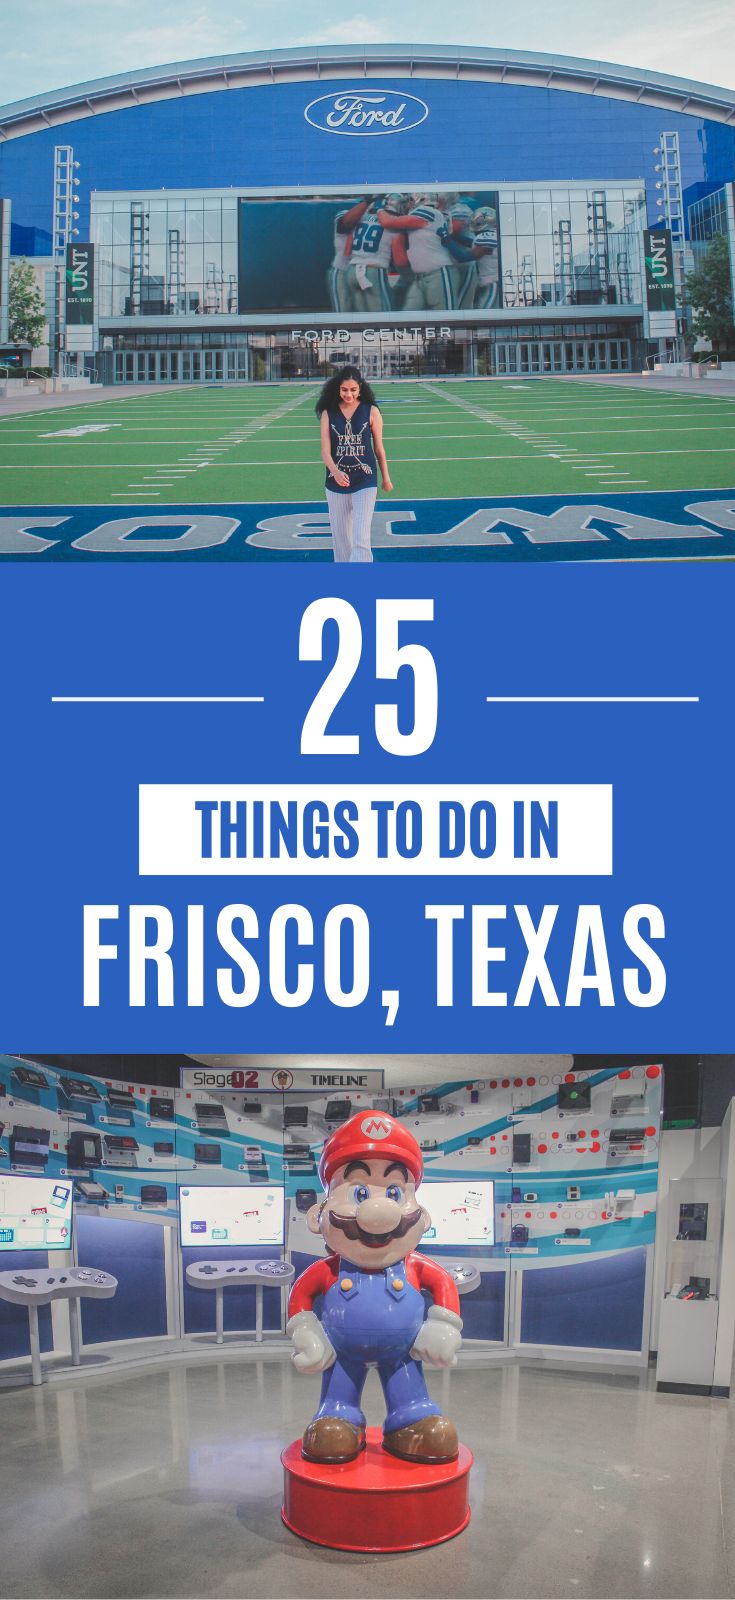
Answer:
[
  {"xmin": 0, "ymin": 1174, "xmax": 73, "ymax": 1251},
  {"xmin": 238, "ymin": 189, "xmax": 500, "ymax": 314},
  {"xmin": 179, "ymin": 1185, "xmax": 285, "ymax": 1247},
  {"xmin": 418, "ymin": 1181, "xmax": 495, "ymax": 1247}
]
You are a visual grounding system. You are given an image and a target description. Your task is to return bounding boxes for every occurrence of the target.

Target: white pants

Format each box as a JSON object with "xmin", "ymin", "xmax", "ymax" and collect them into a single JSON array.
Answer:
[{"xmin": 326, "ymin": 487, "xmax": 377, "ymax": 563}]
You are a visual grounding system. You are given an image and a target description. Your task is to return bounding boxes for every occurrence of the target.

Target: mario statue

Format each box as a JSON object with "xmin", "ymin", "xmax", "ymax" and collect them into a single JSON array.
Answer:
[{"xmin": 286, "ymin": 1110, "xmax": 463, "ymax": 1466}]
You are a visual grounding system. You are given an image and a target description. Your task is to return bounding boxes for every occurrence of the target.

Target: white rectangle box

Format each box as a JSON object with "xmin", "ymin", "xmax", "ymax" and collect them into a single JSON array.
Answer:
[{"xmin": 139, "ymin": 783, "xmax": 612, "ymax": 877}]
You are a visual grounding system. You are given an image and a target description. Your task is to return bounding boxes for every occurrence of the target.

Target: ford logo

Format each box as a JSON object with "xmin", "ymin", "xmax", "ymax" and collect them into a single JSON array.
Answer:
[{"xmin": 304, "ymin": 90, "xmax": 428, "ymax": 136}]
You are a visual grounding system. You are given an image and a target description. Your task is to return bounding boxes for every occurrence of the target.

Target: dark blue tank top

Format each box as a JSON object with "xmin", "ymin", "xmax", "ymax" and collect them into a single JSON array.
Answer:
[{"xmin": 325, "ymin": 402, "xmax": 378, "ymax": 494}]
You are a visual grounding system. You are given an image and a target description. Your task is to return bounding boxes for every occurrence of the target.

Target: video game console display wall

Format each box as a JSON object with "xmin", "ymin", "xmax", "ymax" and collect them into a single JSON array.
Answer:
[{"xmin": 0, "ymin": 1056, "xmax": 662, "ymax": 1368}]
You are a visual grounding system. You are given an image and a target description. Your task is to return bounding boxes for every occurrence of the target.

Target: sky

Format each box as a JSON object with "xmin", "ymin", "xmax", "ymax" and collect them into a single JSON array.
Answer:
[{"xmin": 1, "ymin": 0, "xmax": 734, "ymax": 106}]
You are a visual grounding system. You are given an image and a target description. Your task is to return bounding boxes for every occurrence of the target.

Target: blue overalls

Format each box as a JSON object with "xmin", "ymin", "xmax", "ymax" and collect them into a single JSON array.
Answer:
[{"xmin": 314, "ymin": 1258, "xmax": 441, "ymax": 1435}]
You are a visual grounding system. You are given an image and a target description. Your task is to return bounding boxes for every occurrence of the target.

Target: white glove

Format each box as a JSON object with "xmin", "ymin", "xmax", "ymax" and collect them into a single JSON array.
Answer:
[
  {"xmin": 410, "ymin": 1305, "xmax": 463, "ymax": 1368},
  {"xmin": 286, "ymin": 1310, "xmax": 336, "ymax": 1374}
]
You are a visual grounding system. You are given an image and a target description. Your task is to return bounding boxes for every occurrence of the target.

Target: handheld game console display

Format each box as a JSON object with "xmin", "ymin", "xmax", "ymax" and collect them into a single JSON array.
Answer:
[
  {"xmin": 179, "ymin": 1185, "xmax": 285, "ymax": 1246},
  {"xmin": 418, "ymin": 1180, "xmax": 495, "ymax": 1246},
  {"xmin": 0, "ymin": 1173, "xmax": 73, "ymax": 1250}
]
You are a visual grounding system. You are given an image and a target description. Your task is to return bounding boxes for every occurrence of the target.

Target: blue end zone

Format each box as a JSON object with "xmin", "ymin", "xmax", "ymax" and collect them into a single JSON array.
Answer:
[{"xmin": 1, "ymin": 490, "xmax": 734, "ymax": 560}]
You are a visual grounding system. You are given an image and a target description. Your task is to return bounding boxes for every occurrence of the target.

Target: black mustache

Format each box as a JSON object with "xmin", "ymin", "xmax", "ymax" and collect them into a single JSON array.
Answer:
[{"xmin": 329, "ymin": 1207, "xmax": 423, "ymax": 1247}]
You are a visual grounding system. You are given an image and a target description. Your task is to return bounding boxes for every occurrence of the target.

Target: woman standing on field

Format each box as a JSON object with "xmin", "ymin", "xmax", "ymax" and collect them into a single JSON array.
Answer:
[{"xmin": 316, "ymin": 366, "xmax": 393, "ymax": 563}]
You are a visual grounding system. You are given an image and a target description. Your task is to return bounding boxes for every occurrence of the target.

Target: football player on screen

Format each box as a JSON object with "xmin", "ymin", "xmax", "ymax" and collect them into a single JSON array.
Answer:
[
  {"xmin": 375, "ymin": 192, "xmax": 462, "ymax": 310},
  {"xmin": 440, "ymin": 204, "xmax": 500, "ymax": 309},
  {"xmin": 327, "ymin": 198, "xmax": 372, "ymax": 312},
  {"xmin": 343, "ymin": 194, "xmax": 409, "ymax": 313}
]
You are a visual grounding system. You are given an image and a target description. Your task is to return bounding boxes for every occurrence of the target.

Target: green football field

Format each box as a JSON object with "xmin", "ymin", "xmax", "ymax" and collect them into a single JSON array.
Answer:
[{"xmin": 0, "ymin": 377, "xmax": 734, "ymax": 505}]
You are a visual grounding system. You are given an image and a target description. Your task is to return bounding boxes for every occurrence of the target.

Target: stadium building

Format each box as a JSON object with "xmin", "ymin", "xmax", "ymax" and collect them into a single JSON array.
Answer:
[{"xmin": 0, "ymin": 44, "xmax": 734, "ymax": 383}]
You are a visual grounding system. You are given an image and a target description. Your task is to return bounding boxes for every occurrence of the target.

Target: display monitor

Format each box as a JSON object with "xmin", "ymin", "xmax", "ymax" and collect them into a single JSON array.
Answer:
[
  {"xmin": 179, "ymin": 1184, "xmax": 285, "ymax": 1246},
  {"xmin": 237, "ymin": 189, "xmax": 501, "ymax": 314},
  {"xmin": 418, "ymin": 1181, "xmax": 495, "ymax": 1247},
  {"xmin": 0, "ymin": 1173, "xmax": 73, "ymax": 1251}
]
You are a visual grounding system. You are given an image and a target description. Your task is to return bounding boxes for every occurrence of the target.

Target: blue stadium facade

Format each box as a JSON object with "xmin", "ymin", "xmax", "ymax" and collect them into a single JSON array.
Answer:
[{"xmin": 0, "ymin": 45, "xmax": 733, "ymax": 379}]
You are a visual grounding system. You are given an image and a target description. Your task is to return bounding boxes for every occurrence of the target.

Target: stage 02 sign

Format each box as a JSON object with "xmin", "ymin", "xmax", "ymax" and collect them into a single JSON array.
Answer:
[{"xmin": 180, "ymin": 1066, "xmax": 385, "ymax": 1093}]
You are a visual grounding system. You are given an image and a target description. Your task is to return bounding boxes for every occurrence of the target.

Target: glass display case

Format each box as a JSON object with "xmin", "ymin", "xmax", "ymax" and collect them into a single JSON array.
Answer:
[{"xmin": 657, "ymin": 1178, "xmax": 722, "ymax": 1391}]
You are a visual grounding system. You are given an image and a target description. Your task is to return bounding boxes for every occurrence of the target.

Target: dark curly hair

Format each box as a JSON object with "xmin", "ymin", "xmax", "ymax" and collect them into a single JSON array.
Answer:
[{"xmin": 315, "ymin": 366, "xmax": 379, "ymax": 416}]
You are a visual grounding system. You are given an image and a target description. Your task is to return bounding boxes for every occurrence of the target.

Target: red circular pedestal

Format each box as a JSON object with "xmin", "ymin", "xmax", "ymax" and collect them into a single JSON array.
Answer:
[{"xmin": 281, "ymin": 1427, "xmax": 473, "ymax": 1552}]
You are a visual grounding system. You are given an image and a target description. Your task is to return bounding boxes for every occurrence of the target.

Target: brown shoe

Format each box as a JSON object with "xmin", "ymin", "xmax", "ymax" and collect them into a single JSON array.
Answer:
[
  {"xmin": 383, "ymin": 1414, "xmax": 459, "ymax": 1464},
  {"xmin": 302, "ymin": 1416, "xmax": 365, "ymax": 1464}
]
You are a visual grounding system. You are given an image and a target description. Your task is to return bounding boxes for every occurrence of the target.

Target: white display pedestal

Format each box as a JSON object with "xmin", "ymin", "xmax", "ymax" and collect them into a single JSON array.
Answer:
[
  {"xmin": 656, "ymin": 1295, "xmax": 719, "ymax": 1393},
  {"xmin": 186, "ymin": 1259, "xmax": 294, "ymax": 1344},
  {"xmin": 0, "ymin": 1266, "xmax": 118, "ymax": 1386}
]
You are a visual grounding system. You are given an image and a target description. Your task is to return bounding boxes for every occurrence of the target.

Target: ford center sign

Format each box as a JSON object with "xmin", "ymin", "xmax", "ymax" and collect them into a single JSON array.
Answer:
[{"xmin": 304, "ymin": 90, "xmax": 428, "ymax": 135}]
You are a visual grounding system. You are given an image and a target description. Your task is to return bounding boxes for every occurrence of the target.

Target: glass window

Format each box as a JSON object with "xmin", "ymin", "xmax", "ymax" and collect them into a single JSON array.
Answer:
[
  {"xmin": 112, "ymin": 211, "xmax": 132, "ymax": 245},
  {"xmin": 499, "ymin": 199, "xmax": 516, "ymax": 233},
  {"xmin": 92, "ymin": 214, "xmax": 113, "ymax": 247},
  {"xmin": 204, "ymin": 205, "xmax": 223, "ymax": 242},
  {"xmin": 222, "ymin": 202, "xmax": 238, "ymax": 243},
  {"xmin": 533, "ymin": 195, "xmax": 552, "ymax": 235},
  {"xmin": 551, "ymin": 192, "xmax": 571, "ymax": 227}
]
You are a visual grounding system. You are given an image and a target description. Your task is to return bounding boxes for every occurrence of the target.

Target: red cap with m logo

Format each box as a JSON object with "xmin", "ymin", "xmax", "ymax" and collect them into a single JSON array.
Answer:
[{"xmin": 319, "ymin": 1110, "xmax": 423, "ymax": 1189}]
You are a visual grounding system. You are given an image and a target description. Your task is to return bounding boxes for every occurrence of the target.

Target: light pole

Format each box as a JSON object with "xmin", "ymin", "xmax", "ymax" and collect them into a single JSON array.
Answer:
[
  {"xmin": 52, "ymin": 145, "xmax": 80, "ymax": 378},
  {"xmin": 653, "ymin": 133, "xmax": 685, "ymax": 359}
]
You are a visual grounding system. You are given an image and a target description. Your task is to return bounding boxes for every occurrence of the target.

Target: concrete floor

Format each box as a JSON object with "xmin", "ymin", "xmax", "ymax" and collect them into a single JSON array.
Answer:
[{"xmin": 1, "ymin": 1358, "xmax": 733, "ymax": 1600}]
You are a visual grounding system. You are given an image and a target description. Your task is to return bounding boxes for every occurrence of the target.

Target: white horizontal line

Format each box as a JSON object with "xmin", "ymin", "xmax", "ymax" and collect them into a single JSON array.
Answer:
[
  {"xmin": 486, "ymin": 696, "xmax": 699, "ymax": 703},
  {"xmin": 51, "ymin": 696, "xmax": 265, "ymax": 704}
]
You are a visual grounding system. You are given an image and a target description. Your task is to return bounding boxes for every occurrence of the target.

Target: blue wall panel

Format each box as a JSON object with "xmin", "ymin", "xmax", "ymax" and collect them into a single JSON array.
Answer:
[
  {"xmin": 182, "ymin": 1245, "xmax": 284, "ymax": 1334},
  {"xmin": 519, "ymin": 1248, "xmax": 647, "ymax": 1351},
  {"xmin": 75, "ymin": 1214, "xmax": 168, "ymax": 1344},
  {"xmin": 1, "ymin": 79, "xmax": 733, "ymax": 244},
  {"xmin": 457, "ymin": 1270, "xmax": 506, "ymax": 1342}
]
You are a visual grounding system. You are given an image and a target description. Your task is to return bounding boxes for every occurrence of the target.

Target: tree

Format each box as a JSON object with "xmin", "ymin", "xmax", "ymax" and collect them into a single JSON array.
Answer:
[
  {"xmin": 8, "ymin": 258, "xmax": 46, "ymax": 348},
  {"xmin": 684, "ymin": 234, "xmax": 734, "ymax": 357}
]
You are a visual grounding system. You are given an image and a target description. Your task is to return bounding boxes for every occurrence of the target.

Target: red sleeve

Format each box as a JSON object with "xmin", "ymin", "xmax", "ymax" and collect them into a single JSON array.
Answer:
[
  {"xmin": 288, "ymin": 1255, "xmax": 339, "ymax": 1317},
  {"xmin": 391, "ymin": 234, "xmax": 410, "ymax": 269},
  {"xmin": 376, "ymin": 210, "xmax": 428, "ymax": 231},
  {"xmin": 407, "ymin": 1253, "xmax": 461, "ymax": 1316}
]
